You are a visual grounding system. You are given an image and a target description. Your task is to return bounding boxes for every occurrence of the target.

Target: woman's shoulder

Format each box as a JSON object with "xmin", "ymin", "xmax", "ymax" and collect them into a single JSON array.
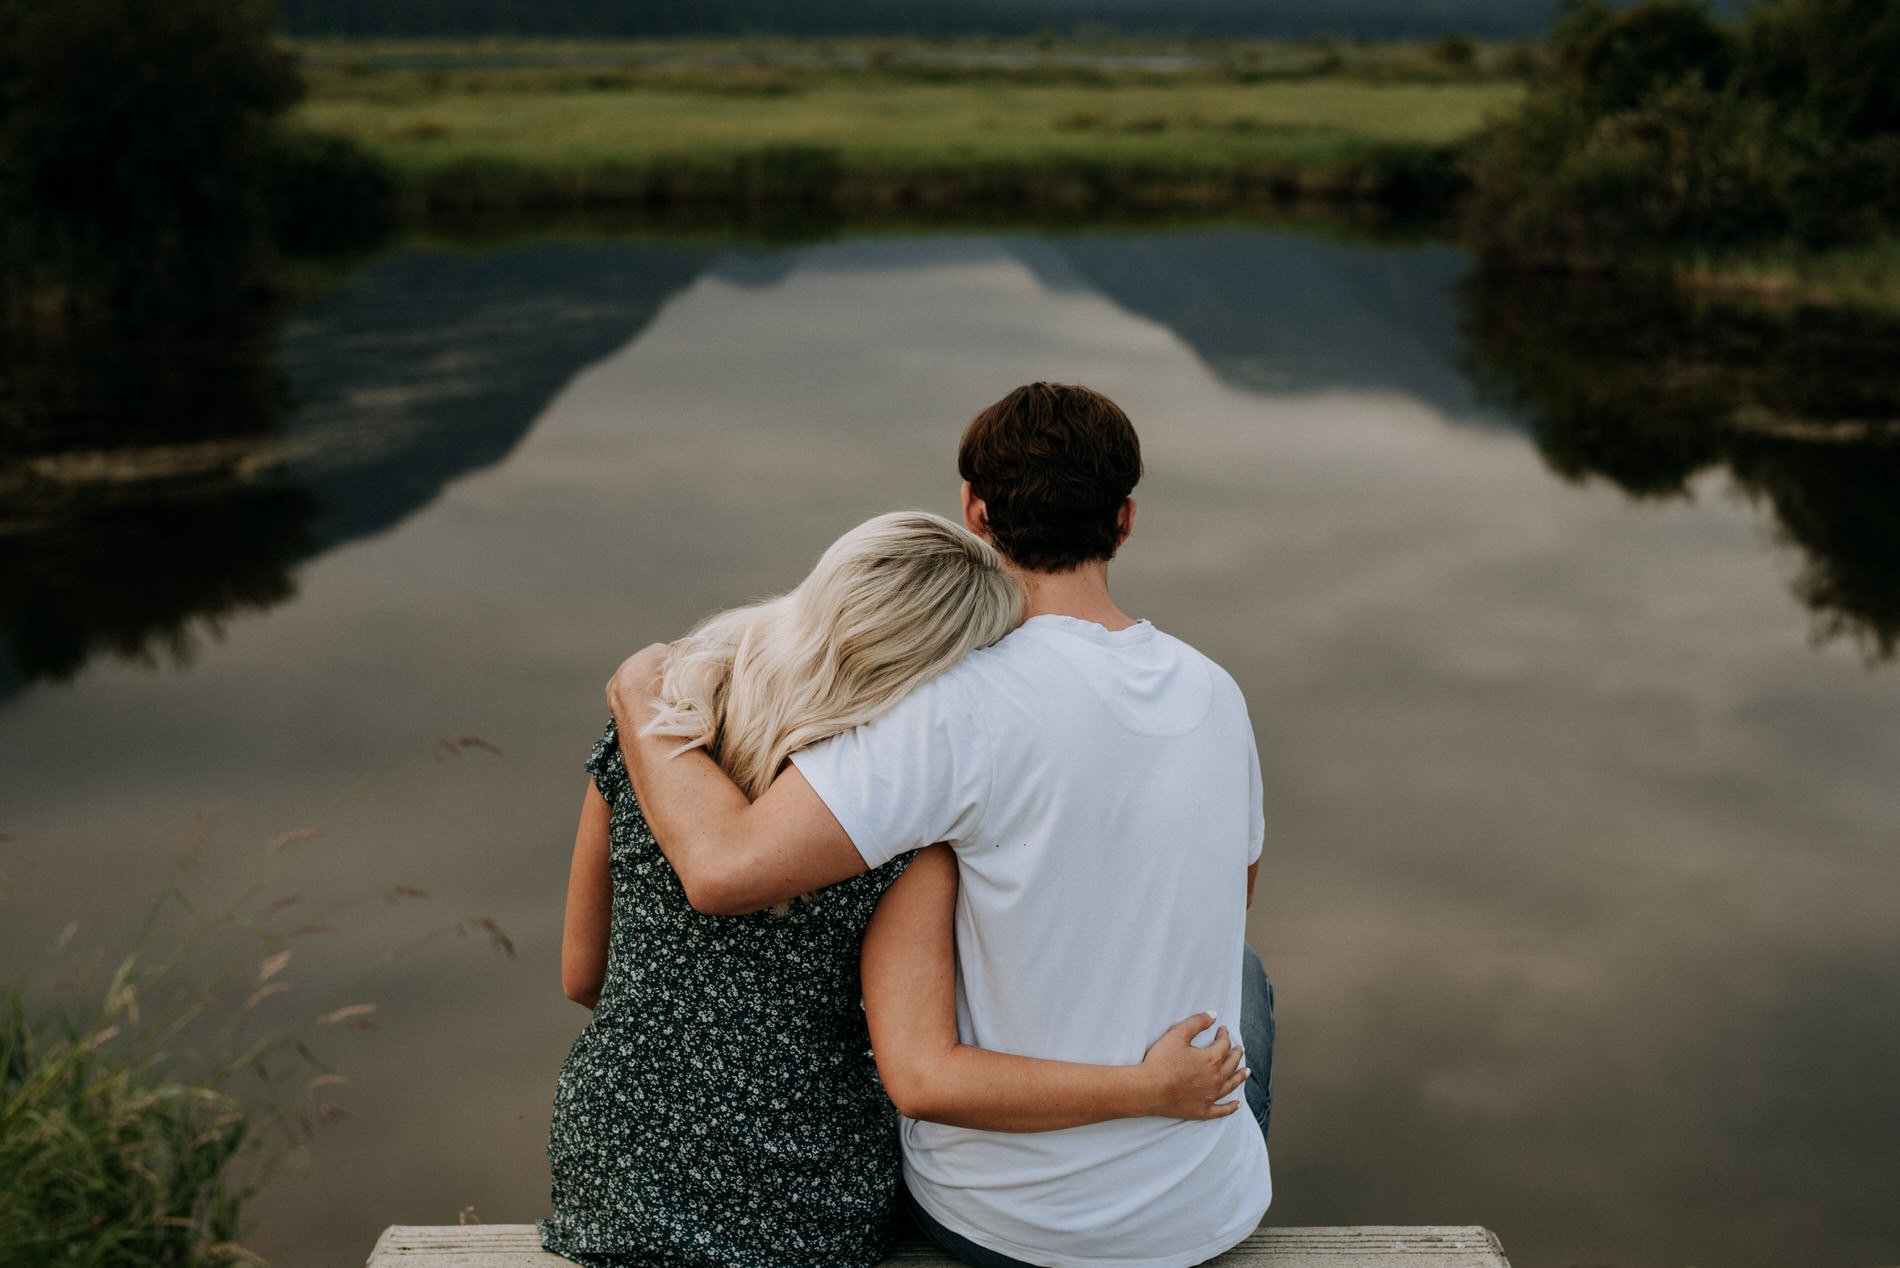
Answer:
[
  {"xmin": 584, "ymin": 717, "xmax": 632, "ymax": 806},
  {"xmin": 846, "ymin": 848, "xmax": 919, "ymax": 900}
]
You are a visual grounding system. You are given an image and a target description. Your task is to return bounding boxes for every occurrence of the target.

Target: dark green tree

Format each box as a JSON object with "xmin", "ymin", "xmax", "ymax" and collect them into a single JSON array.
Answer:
[
  {"xmin": 1740, "ymin": 0, "xmax": 1900, "ymax": 139},
  {"xmin": 1465, "ymin": 0, "xmax": 1900, "ymax": 260},
  {"xmin": 1738, "ymin": 0, "xmax": 1900, "ymax": 236},
  {"xmin": 1566, "ymin": 0, "xmax": 1735, "ymax": 112},
  {"xmin": 0, "ymin": 0, "xmax": 389, "ymax": 319}
]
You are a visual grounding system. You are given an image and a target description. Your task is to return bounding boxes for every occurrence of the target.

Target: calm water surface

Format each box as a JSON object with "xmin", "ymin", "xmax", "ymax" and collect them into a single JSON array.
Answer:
[{"xmin": 2, "ymin": 229, "xmax": 1896, "ymax": 1268}]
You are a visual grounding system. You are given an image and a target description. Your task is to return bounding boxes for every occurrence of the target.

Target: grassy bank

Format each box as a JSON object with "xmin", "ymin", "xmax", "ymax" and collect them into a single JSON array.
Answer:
[
  {"xmin": 1459, "ymin": 0, "xmax": 1900, "ymax": 313},
  {"xmin": 1, "ymin": 992, "xmax": 253, "ymax": 1265},
  {"xmin": 1675, "ymin": 239, "xmax": 1900, "ymax": 314},
  {"xmin": 292, "ymin": 39, "xmax": 1523, "ymax": 219}
]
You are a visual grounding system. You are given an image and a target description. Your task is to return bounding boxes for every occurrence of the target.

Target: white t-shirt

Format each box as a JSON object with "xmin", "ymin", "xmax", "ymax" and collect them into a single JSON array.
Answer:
[{"xmin": 789, "ymin": 613, "xmax": 1270, "ymax": 1268}]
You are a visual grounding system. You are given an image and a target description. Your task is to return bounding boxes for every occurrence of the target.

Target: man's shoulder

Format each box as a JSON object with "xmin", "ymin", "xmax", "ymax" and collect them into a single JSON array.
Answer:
[
  {"xmin": 920, "ymin": 621, "xmax": 1248, "ymax": 723},
  {"xmin": 1146, "ymin": 626, "xmax": 1248, "ymax": 701},
  {"xmin": 828, "ymin": 653, "xmax": 997, "ymax": 740},
  {"xmin": 788, "ymin": 645, "xmax": 1018, "ymax": 767},
  {"xmin": 933, "ymin": 628, "xmax": 1045, "ymax": 692}
]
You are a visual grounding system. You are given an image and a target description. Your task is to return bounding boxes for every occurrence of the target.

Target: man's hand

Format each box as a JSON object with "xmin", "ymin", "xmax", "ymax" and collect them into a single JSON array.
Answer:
[
  {"xmin": 606, "ymin": 642, "xmax": 671, "ymax": 734},
  {"xmin": 1136, "ymin": 1013, "xmax": 1247, "ymax": 1120}
]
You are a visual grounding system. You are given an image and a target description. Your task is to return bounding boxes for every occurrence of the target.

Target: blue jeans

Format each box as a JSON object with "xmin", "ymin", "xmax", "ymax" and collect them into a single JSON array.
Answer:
[
  {"xmin": 1241, "ymin": 941, "xmax": 1274, "ymax": 1139},
  {"xmin": 905, "ymin": 946, "xmax": 1276, "ymax": 1268}
]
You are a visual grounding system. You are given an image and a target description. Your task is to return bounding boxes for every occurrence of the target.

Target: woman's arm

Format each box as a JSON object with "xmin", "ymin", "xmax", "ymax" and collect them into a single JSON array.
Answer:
[
  {"xmin": 607, "ymin": 644, "xmax": 868, "ymax": 916},
  {"xmin": 560, "ymin": 780, "xmax": 614, "ymax": 1009},
  {"xmin": 861, "ymin": 846, "xmax": 1246, "ymax": 1132}
]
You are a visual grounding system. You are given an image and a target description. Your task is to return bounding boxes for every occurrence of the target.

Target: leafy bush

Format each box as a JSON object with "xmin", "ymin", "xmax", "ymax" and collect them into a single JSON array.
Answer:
[
  {"xmin": 263, "ymin": 129, "xmax": 398, "ymax": 255},
  {"xmin": 1429, "ymin": 34, "xmax": 1478, "ymax": 68},
  {"xmin": 1465, "ymin": 0, "xmax": 1900, "ymax": 260},
  {"xmin": 1469, "ymin": 81, "xmax": 1809, "ymax": 258},
  {"xmin": 0, "ymin": 0, "xmax": 299, "ymax": 314},
  {"xmin": 1738, "ymin": 0, "xmax": 1900, "ymax": 140},
  {"xmin": 0, "ymin": 0, "xmax": 394, "ymax": 319},
  {"xmin": 1360, "ymin": 141, "xmax": 1470, "ymax": 215},
  {"xmin": 1567, "ymin": 0, "xmax": 1735, "ymax": 113}
]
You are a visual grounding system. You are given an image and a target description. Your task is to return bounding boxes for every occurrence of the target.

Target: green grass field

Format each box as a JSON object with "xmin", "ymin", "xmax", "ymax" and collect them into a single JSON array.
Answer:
[{"xmin": 292, "ymin": 41, "xmax": 1525, "ymax": 217}]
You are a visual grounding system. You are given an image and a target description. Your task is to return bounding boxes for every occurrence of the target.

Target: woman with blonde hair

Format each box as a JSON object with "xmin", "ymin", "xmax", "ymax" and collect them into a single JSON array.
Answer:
[{"xmin": 541, "ymin": 512, "xmax": 1246, "ymax": 1268}]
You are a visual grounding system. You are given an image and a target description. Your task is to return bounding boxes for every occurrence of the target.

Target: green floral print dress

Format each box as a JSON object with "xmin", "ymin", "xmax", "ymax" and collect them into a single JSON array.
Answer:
[{"xmin": 539, "ymin": 719, "xmax": 914, "ymax": 1268}]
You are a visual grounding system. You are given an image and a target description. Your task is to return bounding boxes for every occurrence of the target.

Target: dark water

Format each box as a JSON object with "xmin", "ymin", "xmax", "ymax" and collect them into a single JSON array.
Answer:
[{"xmin": 2, "ymin": 228, "xmax": 1896, "ymax": 1268}]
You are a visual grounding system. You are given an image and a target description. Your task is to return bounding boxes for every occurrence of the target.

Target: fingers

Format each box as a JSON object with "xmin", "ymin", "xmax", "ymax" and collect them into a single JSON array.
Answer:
[
  {"xmin": 1207, "ymin": 1025, "xmax": 1232, "ymax": 1058},
  {"xmin": 615, "ymin": 643, "xmax": 669, "ymax": 675},
  {"xmin": 1162, "ymin": 1011, "xmax": 1219, "ymax": 1045},
  {"xmin": 607, "ymin": 644, "xmax": 672, "ymax": 702}
]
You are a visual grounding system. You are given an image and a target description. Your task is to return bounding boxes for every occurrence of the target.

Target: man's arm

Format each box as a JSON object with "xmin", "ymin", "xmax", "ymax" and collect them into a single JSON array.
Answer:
[
  {"xmin": 862, "ymin": 847, "xmax": 1247, "ymax": 1131},
  {"xmin": 606, "ymin": 644, "xmax": 868, "ymax": 915}
]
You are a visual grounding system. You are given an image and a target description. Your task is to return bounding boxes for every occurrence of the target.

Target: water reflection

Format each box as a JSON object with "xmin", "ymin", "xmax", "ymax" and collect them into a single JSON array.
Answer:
[
  {"xmin": 7, "ymin": 237, "xmax": 1896, "ymax": 687},
  {"xmin": 1033, "ymin": 231, "xmax": 1507, "ymax": 425},
  {"xmin": 275, "ymin": 241, "xmax": 711, "ymax": 553},
  {"xmin": 1460, "ymin": 271, "xmax": 1900, "ymax": 660},
  {"xmin": 0, "ymin": 241, "xmax": 713, "ymax": 689},
  {"xmin": 3, "ymin": 229, "xmax": 1898, "ymax": 1268},
  {"xmin": 0, "ymin": 320, "xmax": 314, "ymax": 684}
]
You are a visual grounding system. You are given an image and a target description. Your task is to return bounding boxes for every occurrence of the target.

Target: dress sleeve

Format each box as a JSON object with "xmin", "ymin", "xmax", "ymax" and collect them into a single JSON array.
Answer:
[{"xmin": 584, "ymin": 717, "xmax": 631, "ymax": 809}]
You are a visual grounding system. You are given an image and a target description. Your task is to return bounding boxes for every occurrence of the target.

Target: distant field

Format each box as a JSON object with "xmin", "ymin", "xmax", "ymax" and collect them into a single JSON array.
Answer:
[{"xmin": 292, "ymin": 39, "xmax": 1526, "ymax": 219}]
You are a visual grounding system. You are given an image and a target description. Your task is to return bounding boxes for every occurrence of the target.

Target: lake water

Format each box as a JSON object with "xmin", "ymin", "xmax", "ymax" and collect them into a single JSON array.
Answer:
[{"xmin": 2, "ymin": 227, "xmax": 1896, "ymax": 1268}]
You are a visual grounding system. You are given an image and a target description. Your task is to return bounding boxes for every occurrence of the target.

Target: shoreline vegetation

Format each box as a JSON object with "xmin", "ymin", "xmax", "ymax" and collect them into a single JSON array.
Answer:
[
  {"xmin": 1461, "ymin": 0, "xmax": 1900, "ymax": 312},
  {"xmin": 4, "ymin": 8, "xmax": 1894, "ymax": 319},
  {"xmin": 282, "ymin": 28, "xmax": 1899, "ymax": 313},
  {"xmin": 1, "ymin": 758, "xmax": 513, "ymax": 1265},
  {"xmin": 290, "ymin": 37, "xmax": 1524, "ymax": 223}
]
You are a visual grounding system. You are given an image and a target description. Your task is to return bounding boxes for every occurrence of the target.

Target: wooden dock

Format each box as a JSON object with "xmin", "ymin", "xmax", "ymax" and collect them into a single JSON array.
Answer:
[{"xmin": 367, "ymin": 1223, "xmax": 1510, "ymax": 1266}]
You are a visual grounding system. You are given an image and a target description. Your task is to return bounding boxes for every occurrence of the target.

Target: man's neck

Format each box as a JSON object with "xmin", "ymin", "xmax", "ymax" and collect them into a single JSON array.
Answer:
[{"xmin": 1011, "ymin": 560, "xmax": 1138, "ymax": 631}]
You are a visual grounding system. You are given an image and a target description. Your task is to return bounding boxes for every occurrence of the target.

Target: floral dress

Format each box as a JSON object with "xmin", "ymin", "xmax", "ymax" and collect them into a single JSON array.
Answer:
[{"xmin": 539, "ymin": 719, "xmax": 914, "ymax": 1268}]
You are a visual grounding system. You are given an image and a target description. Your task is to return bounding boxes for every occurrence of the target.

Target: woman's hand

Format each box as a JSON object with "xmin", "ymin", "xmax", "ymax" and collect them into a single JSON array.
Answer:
[
  {"xmin": 606, "ymin": 642, "xmax": 671, "ymax": 728},
  {"xmin": 1138, "ymin": 1013, "xmax": 1247, "ymax": 1120}
]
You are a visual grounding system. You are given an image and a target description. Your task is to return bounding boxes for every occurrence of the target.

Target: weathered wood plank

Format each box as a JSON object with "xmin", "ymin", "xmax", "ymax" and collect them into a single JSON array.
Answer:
[{"xmin": 366, "ymin": 1223, "xmax": 1509, "ymax": 1267}]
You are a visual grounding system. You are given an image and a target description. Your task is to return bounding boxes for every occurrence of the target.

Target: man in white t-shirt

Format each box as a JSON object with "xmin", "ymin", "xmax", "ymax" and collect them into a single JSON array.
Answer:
[{"xmin": 607, "ymin": 383, "xmax": 1273, "ymax": 1267}]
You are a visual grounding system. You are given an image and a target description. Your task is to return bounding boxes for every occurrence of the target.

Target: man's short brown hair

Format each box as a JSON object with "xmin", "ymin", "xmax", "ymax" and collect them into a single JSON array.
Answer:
[{"xmin": 957, "ymin": 382, "xmax": 1143, "ymax": 573}]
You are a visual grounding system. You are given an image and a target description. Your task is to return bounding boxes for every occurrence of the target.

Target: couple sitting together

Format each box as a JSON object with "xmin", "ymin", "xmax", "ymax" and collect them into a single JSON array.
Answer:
[{"xmin": 540, "ymin": 383, "xmax": 1275, "ymax": 1268}]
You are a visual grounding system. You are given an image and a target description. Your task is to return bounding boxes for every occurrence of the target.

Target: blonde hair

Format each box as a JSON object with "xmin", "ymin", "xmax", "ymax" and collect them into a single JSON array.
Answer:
[{"xmin": 643, "ymin": 511, "xmax": 1021, "ymax": 799}]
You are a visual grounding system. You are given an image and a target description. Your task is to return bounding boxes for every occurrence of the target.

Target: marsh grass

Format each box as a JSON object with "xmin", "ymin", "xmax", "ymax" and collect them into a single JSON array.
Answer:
[
  {"xmin": 1, "ymin": 735, "xmax": 513, "ymax": 1265},
  {"xmin": 1, "ymin": 994, "xmax": 253, "ymax": 1265}
]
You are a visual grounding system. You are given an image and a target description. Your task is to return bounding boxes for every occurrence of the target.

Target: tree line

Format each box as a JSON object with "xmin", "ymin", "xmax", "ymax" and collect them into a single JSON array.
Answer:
[
  {"xmin": 0, "ymin": 0, "xmax": 392, "ymax": 321},
  {"xmin": 275, "ymin": 0, "xmax": 1576, "ymax": 40},
  {"xmin": 1466, "ymin": 0, "xmax": 1900, "ymax": 262},
  {"xmin": 3, "ymin": 0, "xmax": 1892, "ymax": 317}
]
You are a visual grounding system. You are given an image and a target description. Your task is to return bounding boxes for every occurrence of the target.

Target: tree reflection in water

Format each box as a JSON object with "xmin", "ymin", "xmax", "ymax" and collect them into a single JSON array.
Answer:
[
  {"xmin": 0, "ymin": 234, "xmax": 708, "ymax": 691},
  {"xmin": 10, "ymin": 239, "xmax": 1900, "ymax": 690},
  {"xmin": 0, "ymin": 316, "xmax": 316, "ymax": 683},
  {"xmin": 1460, "ymin": 270, "xmax": 1900, "ymax": 662}
]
